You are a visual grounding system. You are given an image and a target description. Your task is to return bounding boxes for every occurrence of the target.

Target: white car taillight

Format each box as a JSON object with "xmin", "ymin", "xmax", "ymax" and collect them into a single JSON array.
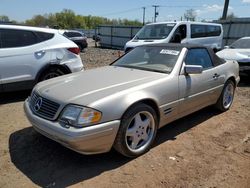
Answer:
[{"xmin": 68, "ymin": 47, "xmax": 80, "ymax": 55}]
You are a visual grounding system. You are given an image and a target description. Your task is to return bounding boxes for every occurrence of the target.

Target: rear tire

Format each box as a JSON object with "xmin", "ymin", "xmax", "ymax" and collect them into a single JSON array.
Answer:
[
  {"xmin": 215, "ymin": 80, "xmax": 235, "ymax": 112},
  {"xmin": 39, "ymin": 67, "xmax": 65, "ymax": 81},
  {"xmin": 114, "ymin": 103, "xmax": 158, "ymax": 158}
]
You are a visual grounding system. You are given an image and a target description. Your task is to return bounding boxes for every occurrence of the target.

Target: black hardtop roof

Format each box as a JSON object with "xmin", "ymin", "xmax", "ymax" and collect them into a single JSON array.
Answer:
[{"xmin": 136, "ymin": 43, "xmax": 225, "ymax": 66}]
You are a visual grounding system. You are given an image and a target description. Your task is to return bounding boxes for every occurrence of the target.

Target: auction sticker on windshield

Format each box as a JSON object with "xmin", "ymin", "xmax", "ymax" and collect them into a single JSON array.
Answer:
[{"xmin": 160, "ymin": 49, "xmax": 180, "ymax": 55}]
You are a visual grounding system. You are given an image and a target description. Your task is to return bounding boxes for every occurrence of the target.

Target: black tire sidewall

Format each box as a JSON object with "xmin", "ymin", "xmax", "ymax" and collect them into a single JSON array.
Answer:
[
  {"xmin": 114, "ymin": 103, "xmax": 158, "ymax": 157},
  {"xmin": 217, "ymin": 80, "xmax": 235, "ymax": 111},
  {"xmin": 39, "ymin": 68, "xmax": 64, "ymax": 81}
]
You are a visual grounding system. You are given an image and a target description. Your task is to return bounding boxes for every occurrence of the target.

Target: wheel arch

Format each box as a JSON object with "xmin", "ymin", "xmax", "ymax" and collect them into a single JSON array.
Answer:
[
  {"xmin": 36, "ymin": 63, "xmax": 71, "ymax": 82},
  {"xmin": 121, "ymin": 98, "xmax": 161, "ymax": 123}
]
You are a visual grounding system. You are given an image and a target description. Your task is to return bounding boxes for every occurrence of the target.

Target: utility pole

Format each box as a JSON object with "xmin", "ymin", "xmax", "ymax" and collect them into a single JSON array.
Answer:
[
  {"xmin": 222, "ymin": 0, "xmax": 230, "ymax": 20},
  {"xmin": 152, "ymin": 5, "xmax": 159, "ymax": 22},
  {"xmin": 142, "ymin": 7, "xmax": 146, "ymax": 25}
]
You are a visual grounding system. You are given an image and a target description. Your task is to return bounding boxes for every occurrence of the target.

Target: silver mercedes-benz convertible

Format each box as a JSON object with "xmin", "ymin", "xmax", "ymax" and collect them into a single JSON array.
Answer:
[{"xmin": 24, "ymin": 44, "xmax": 240, "ymax": 157}]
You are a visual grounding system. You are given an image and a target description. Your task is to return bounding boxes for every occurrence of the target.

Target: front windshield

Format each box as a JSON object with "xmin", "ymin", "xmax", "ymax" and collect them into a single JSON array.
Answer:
[
  {"xmin": 134, "ymin": 23, "xmax": 176, "ymax": 40},
  {"xmin": 112, "ymin": 46, "xmax": 181, "ymax": 73},
  {"xmin": 230, "ymin": 38, "xmax": 250, "ymax": 49}
]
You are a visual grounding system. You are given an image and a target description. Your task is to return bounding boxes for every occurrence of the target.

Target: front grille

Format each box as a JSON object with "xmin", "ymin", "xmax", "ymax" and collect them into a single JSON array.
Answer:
[{"xmin": 30, "ymin": 92, "xmax": 60, "ymax": 120}]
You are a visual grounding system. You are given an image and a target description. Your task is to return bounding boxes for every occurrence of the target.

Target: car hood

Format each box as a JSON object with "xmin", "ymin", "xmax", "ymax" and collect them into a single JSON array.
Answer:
[
  {"xmin": 216, "ymin": 49, "xmax": 250, "ymax": 62},
  {"xmin": 35, "ymin": 66, "xmax": 166, "ymax": 106}
]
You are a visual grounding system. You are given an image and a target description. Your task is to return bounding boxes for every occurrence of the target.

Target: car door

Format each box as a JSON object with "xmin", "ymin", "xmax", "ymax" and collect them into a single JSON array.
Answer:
[
  {"xmin": 178, "ymin": 48, "xmax": 224, "ymax": 116},
  {"xmin": 0, "ymin": 29, "xmax": 45, "ymax": 87}
]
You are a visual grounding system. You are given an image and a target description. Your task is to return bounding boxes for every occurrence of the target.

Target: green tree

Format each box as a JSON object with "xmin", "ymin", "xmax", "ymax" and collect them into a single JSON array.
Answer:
[
  {"xmin": 0, "ymin": 15, "xmax": 10, "ymax": 22},
  {"xmin": 184, "ymin": 9, "xmax": 197, "ymax": 21},
  {"xmin": 24, "ymin": 9, "xmax": 142, "ymax": 29},
  {"xmin": 26, "ymin": 15, "xmax": 48, "ymax": 26}
]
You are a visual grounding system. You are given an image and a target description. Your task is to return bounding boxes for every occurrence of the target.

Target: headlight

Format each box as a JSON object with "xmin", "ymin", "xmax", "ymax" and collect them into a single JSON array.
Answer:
[{"xmin": 60, "ymin": 105, "xmax": 102, "ymax": 127}]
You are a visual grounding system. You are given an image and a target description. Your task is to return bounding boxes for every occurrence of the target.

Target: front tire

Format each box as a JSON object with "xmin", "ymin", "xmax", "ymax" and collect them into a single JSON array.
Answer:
[
  {"xmin": 215, "ymin": 80, "xmax": 235, "ymax": 112},
  {"xmin": 114, "ymin": 103, "xmax": 158, "ymax": 157}
]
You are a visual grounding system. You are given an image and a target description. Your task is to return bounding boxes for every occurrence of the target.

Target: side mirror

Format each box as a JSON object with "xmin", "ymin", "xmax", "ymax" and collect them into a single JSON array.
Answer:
[
  {"xmin": 224, "ymin": 46, "xmax": 229, "ymax": 49},
  {"xmin": 184, "ymin": 65, "xmax": 203, "ymax": 74}
]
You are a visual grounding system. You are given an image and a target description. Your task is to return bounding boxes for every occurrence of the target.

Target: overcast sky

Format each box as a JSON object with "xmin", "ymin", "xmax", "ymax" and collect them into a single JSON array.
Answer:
[{"xmin": 1, "ymin": 0, "xmax": 250, "ymax": 22}]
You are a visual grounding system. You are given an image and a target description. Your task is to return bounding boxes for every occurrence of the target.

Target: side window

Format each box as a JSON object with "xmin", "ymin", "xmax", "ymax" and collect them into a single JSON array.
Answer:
[
  {"xmin": 63, "ymin": 32, "xmax": 71, "ymax": 37},
  {"xmin": 35, "ymin": 31, "xmax": 54, "ymax": 42},
  {"xmin": 72, "ymin": 32, "xmax": 82, "ymax": 37},
  {"xmin": 207, "ymin": 25, "xmax": 221, "ymax": 37},
  {"xmin": 191, "ymin": 25, "xmax": 221, "ymax": 38},
  {"xmin": 185, "ymin": 48, "xmax": 213, "ymax": 69},
  {"xmin": 171, "ymin": 24, "xmax": 187, "ymax": 43},
  {"xmin": 191, "ymin": 25, "xmax": 206, "ymax": 38},
  {"xmin": 0, "ymin": 29, "xmax": 37, "ymax": 48}
]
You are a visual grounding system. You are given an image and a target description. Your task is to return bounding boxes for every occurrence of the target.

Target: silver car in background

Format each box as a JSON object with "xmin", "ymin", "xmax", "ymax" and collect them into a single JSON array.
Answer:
[
  {"xmin": 24, "ymin": 44, "xmax": 239, "ymax": 157},
  {"xmin": 217, "ymin": 37, "xmax": 250, "ymax": 76}
]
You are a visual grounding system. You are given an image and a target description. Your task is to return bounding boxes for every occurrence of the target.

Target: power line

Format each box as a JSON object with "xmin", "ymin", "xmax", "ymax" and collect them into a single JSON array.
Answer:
[{"xmin": 99, "ymin": 7, "xmax": 143, "ymax": 17}]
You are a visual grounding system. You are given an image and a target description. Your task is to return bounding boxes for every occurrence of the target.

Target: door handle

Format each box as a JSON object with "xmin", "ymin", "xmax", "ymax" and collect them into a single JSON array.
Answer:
[{"xmin": 213, "ymin": 73, "xmax": 220, "ymax": 79}]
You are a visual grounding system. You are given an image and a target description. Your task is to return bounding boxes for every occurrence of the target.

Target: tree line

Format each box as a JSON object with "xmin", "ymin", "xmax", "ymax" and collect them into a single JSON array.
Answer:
[
  {"xmin": 0, "ymin": 9, "xmax": 142, "ymax": 29},
  {"xmin": 1, "ymin": 9, "xmax": 237, "ymax": 29}
]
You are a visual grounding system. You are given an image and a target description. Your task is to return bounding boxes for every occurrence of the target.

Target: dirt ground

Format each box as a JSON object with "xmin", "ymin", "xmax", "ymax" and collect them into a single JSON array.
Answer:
[{"xmin": 0, "ymin": 40, "xmax": 249, "ymax": 188}]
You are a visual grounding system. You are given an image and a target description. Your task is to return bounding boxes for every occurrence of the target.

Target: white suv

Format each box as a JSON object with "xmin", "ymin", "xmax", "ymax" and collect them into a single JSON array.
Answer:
[{"xmin": 0, "ymin": 24, "xmax": 84, "ymax": 92}]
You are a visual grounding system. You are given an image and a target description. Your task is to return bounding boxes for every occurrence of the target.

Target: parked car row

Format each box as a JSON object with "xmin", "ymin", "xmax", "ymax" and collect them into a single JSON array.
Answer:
[
  {"xmin": 124, "ymin": 21, "xmax": 249, "ymax": 76},
  {"xmin": 0, "ymin": 23, "xmax": 244, "ymax": 158}
]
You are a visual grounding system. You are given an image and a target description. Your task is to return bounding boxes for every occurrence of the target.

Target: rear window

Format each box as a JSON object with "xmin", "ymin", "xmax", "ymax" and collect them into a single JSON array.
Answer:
[
  {"xmin": 0, "ymin": 29, "xmax": 38, "ymax": 48},
  {"xmin": 64, "ymin": 32, "xmax": 82, "ymax": 37},
  {"xmin": 35, "ymin": 31, "xmax": 54, "ymax": 42},
  {"xmin": 191, "ymin": 24, "xmax": 221, "ymax": 38}
]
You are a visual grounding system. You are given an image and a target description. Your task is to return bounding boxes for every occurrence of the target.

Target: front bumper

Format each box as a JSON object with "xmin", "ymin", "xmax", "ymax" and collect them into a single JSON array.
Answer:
[{"xmin": 24, "ymin": 99, "xmax": 120, "ymax": 155}]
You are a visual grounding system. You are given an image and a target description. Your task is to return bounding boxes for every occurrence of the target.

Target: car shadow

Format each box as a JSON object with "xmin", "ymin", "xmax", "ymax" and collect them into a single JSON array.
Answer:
[
  {"xmin": 0, "ymin": 90, "xmax": 31, "ymax": 105},
  {"xmin": 9, "ymin": 106, "xmax": 219, "ymax": 187},
  {"xmin": 154, "ymin": 106, "xmax": 220, "ymax": 145}
]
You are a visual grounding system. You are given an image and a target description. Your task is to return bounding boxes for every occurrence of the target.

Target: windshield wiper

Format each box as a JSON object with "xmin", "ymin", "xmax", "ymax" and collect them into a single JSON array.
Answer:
[
  {"xmin": 114, "ymin": 65, "xmax": 135, "ymax": 69},
  {"xmin": 115, "ymin": 65, "xmax": 168, "ymax": 74}
]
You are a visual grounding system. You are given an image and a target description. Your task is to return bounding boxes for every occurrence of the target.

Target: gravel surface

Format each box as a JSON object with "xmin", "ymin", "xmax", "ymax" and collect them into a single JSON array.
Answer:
[
  {"xmin": 81, "ymin": 39, "xmax": 122, "ymax": 69},
  {"xmin": 0, "ymin": 40, "xmax": 249, "ymax": 188}
]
